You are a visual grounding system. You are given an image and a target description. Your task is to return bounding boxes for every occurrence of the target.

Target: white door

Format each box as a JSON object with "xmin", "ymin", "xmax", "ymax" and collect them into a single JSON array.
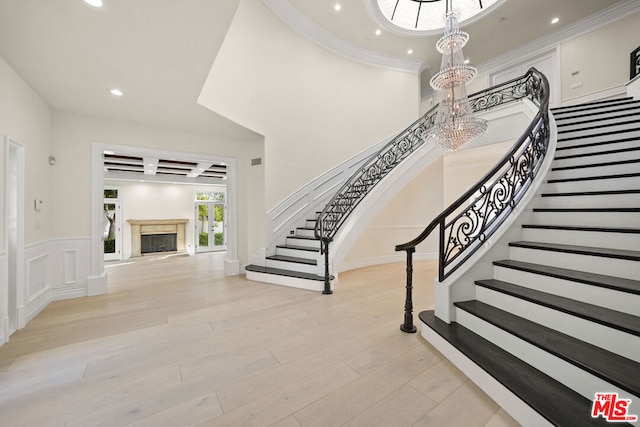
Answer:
[{"xmin": 195, "ymin": 201, "xmax": 226, "ymax": 253}]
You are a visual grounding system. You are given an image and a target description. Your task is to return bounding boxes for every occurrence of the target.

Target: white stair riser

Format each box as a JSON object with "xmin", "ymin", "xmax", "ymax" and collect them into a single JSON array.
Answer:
[
  {"xmin": 555, "ymin": 108, "xmax": 640, "ymax": 125},
  {"xmin": 549, "ymin": 162, "xmax": 639, "ymax": 180},
  {"xmin": 536, "ymin": 193, "xmax": 640, "ymax": 209},
  {"xmin": 522, "ymin": 228, "xmax": 638, "ymax": 252},
  {"xmin": 265, "ymin": 259, "xmax": 317, "ymax": 274},
  {"xmin": 455, "ymin": 307, "xmax": 640, "ymax": 402},
  {"xmin": 305, "ymin": 219, "xmax": 317, "ymax": 228},
  {"xmin": 275, "ymin": 247, "xmax": 318, "ymax": 260},
  {"xmin": 493, "ymin": 265, "xmax": 640, "ymax": 316},
  {"xmin": 475, "ymin": 287, "xmax": 640, "ymax": 362},
  {"xmin": 555, "ymin": 139, "xmax": 640, "ymax": 157},
  {"xmin": 509, "ymin": 246, "xmax": 639, "ymax": 281},
  {"xmin": 553, "ymin": 101, "xmax": 640, "ymax": 116},
  {"xmin": 285, "ymin": 237, "xmax": 320, "ymax": 250},
  {"xmin": 558, "ymin": 123, "xmax": 640, "ymax": 140},
  {"xmin": 531, "ymin": 211, "xmax": 640, "ymax": 228},
  {"xmin": 246, "ymin": 270, "xmax": 327, "ymax": 292},
  {"xmin": 557, "ymin": 129, "xmax": 640, "ymax": 146},
  {"xmin": 542, "ymin": 176, "xmax": 640, "ymax": 193},
  {"xmin": 553, "ymin": 151, "xmax": 640, "ymax": 169},
  {"xmin": 295, "ymin": 228, "xmax": 316, "ymax": 238}
]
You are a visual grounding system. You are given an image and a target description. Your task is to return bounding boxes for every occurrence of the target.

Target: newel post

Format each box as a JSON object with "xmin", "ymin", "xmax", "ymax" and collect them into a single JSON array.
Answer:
[
  {"xmin": 400, "ymin": 247, "xmax": 417, "ymax": 333},
  {"xmin": 322, "ymin": 238, "xmax": 333, "ymax": 295}
]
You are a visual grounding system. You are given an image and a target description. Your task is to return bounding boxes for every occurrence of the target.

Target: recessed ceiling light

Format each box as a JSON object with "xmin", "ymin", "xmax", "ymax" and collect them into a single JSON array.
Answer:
[
  {"xmin": 551, "ymin": 17, "xmax": 559, "ymax": 24},
  {"xmin": 375, "ymin": 29, "xmax": 382, "ymax": 36},
  {"xmin": 84, "ymin": 0, "xmax": 103, "ymax": 7},
  {"xmin": 334, "ymin": 3, "xmax": 341, "ymax": 11},
  {"xmin": 464, "ymin": 59, "xmax": 470, "ymax": 64},
  {"xmin": 407, "ymin": 49, "xmax": 413, "ymax": 55},
  {"xmin": 110, "ymin": 88, "xmax": 123, "ymax": 96}
]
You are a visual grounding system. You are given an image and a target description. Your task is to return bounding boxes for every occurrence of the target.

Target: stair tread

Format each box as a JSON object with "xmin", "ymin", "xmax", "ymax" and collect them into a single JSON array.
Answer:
[
  {"xmin": 245, "ymin": 264, "xmax": 328, "ymax": 282},
  {"xmin": 556, "ymin": 136, "xmax": 640, "ymax": 152},
  {"xmin": 557, "ymin": 128, "xmax": 640, "ymax": 143},
  {"xmin": 493, "ymin": 259, "xmax": 640, "ymax": 295},
  {"xmin": 554, "ymin": 105, "xmax": 640, "ymax": 122},
  {"xmin": 541, "ymin": 189, "xmax": 640, "ymax": 197},
  {"xmin": 554, "ymin": 146, "xmax": 640, "ymax": 160},
  {"xmin": 551, "ymin": 98, "xmax": 637, "ymax": 113},
  {"xmin": 556, "ymin": 111, "xmax": 640, "ymax": 128},
  {"xmin": 475, "ymin": 279, "xmax": 640, "ymax": 337},
  {"xmin": 286, "ymin": 235, "xmax": 320, "ymax": 241},
  {"xmin": 548, "ymin": 172, "xmax": 640, "ymax": 184},
  {"xmin": 266, "ymin": 254, "xmax": 317, "ymax": 265},
  {"xmin": 509, "ymin": 241, "xmax": 640, "ymax": 261},
  {"xmin": 454, "ymin": 300, "xmax": 640, "ymax": 397},
  {"xmin": 533, "ymin": 207, "xmax": 640, "ymax": 213},
  {"xmin": 275, "ymin": 244, "xmax": 319, "ymax": 252},
  {"xmin": 522, "ymin": 224, "xmax": 640, "ymax": 234},
  {"xmin": 419, "ymin": 310, "xmax": 616, "ymax": 427},
  {"xmin": 552, "ymin": 158, "xmax": 640, "ymax": 171},
  {"xmin": 557, "ymin": 119, "xmax": 640, "ymax": 134}
]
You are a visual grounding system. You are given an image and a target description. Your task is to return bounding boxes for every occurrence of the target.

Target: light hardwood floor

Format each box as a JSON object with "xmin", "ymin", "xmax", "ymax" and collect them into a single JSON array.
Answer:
[{"xmin": 0, "ymin": 252, "xmax": 520, "ymax": 426}]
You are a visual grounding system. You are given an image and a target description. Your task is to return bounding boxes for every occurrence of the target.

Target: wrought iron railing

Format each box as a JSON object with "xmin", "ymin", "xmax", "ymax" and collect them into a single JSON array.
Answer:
[
  {"xmin": 314, "ymin": 68, "xmax": 549, "ymax": 296},
  {"xmin": 395, "ymin": 68, "xmax": 550, "ymax": 332},
  {"xmin": 631, "ymin": 45, "xmax": 640, "ymax": 80},
  {"xmin": 314, "ymin": 102, "xmax": 441, "ymax": 293}
]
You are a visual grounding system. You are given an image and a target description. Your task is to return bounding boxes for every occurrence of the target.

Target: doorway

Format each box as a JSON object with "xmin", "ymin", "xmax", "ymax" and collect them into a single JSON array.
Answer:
[
  {"xmin": 195, "ymin": 191, "xmax": 226, "ymax": 253},
  {"xmin": 3, "ymin": 136, "xmax": 25, "ymax": 337},
  {"xmin": 103, "ymin": 187, "xmax": 122, "ymax": 261}
]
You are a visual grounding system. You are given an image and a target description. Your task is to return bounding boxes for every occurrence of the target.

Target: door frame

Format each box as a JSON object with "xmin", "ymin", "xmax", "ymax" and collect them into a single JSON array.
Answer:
[
  {"xmin": 91, "ymin": 143, "xmax": 239, "ymax": 288},
  {"xmin": 3, "ymin": 135, "xmax": 25, "ymax": 340},
  {"xmin": 194, "ymin": 198, "xmax": 227, "ymax": 253}
]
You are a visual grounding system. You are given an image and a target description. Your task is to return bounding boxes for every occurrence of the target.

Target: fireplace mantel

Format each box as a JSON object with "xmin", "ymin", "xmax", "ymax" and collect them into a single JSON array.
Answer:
[{"xmin": 127, "ymin": 219, "xmax": 188, "ymax": 257}]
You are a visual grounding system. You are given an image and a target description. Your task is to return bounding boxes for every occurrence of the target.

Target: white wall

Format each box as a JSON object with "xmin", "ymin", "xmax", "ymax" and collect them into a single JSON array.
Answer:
[
  {"xmin": 0, "ymin": 56, "xmax": 53, "ymax": 245},
  {"xmin": 104, "ymin": 180, "xmax": 226, "ymax": 259},
  {"xmin": 199, "ymin": 0, "xmax": 420, "ymax": 210}
]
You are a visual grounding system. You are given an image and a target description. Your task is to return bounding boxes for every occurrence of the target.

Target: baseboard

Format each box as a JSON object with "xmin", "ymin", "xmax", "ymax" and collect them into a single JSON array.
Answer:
[
  {"xmin": 338, "ymin": 252, "xmax": 437, "ymax": 273},
  {"xmin": 225, "ymin": 258, "xmax": 240, "ymax": 276},
  {"xmin": 87, "ymin": 272, "xmax": 108, "ymax": 296},
  {"xmin": 25, "ymin": 287, "xmax": 52, "ymax": 324},
  {"xmin": 0, "ymin": 316, "xmax": 7, "ymax": 346},
  {"xmin": 52, "ymin": 283, "xmax": 89, "ymax": 301}
]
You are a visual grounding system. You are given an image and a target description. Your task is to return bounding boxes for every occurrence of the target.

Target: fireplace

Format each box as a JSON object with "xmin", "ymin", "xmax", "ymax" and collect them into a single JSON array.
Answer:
[
  {"xmin": 141, "ymin": 233, "xmax": 177, "ymax": 254},
  {"xmin": 127, "ymin": 219, "xmax": 188, "ymax": 257}
]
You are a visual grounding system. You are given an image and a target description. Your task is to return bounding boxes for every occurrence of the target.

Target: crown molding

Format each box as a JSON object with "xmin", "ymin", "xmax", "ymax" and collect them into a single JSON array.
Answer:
[
  {"xmin": 477, "ymin": 0, "xmax": 640, "ymax": 76},
  {"xmin": 262, "ymin": 0, "xmax": 425, "ymax": 73}
]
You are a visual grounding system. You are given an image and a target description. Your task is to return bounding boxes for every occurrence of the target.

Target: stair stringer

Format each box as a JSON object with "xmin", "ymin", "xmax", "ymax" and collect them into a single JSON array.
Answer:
[{"xmin": 432, "ymin": 113, "xmax": 558, "ymax": 323}]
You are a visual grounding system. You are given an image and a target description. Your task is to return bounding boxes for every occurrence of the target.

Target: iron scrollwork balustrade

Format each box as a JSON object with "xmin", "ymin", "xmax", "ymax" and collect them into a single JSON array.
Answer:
[
  {"xmin": 314, "ymin": 68, "xmax": 549, "ymax": 296},
  {"xmin": 396, "ymin": 68, "xmax": 550, "ymax": 332}
]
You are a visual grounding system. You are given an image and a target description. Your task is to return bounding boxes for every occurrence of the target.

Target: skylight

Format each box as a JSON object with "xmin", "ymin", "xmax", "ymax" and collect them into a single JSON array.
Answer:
[{"xmin": 374, "ymin": 0, "xmax": 502, "ymax": 34}]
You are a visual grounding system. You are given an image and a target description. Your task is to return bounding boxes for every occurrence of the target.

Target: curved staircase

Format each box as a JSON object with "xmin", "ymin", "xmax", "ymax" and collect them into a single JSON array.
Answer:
[{"xmin": 419, "ymin": 97, "xmax": 640, "ymax": 426}]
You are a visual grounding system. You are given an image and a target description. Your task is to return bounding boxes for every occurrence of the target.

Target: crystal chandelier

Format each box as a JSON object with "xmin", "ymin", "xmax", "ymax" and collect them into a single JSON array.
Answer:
[{"xmin": 430, "ymin": 1, "xmax": 487, "ymax": 151}]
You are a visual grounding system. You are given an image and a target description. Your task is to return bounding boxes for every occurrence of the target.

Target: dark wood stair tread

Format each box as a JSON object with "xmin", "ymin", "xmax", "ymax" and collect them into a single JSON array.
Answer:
[
  {"xmin": 509, "ymin": 241, "xmax": 640, "ymax": 262},
  {"xmin": 557, "ymin": 119, "xmax": 640, "ymax": 134},
  {"xmin": 547, "ymin": 172, "xmax": 640, "ymax": 184},
  {"xmin": 493, "ymin": 259, "xmax": 640, "ymax": 295},
  {"xmin": 554, "ymin": 105, "xmax": 640, "ymax": 122},
  {"xmin": 551, "ymin": 98, "xmax": 637, "ymax": 113},
  {"xmin": 275, "ymin": 244, "xmax": 319, "ymax": 252},
  {"xmin": 419, "ymin": 310, "xmax": 618, "ymax": 427},
  {"xmin": 554, "ymin": 146, "xmax": 640, "ymax": 160},
  {"xmin": 522, "ymin": 224, "xmax": 640, "ymax": 234},
  {"xmin": 558, "ymin": 128, "xmax": 640, "ymax": 143},
  {"xmin": 475, "ymin": 279, "xmax": 640, "ymax": 336},
  {"xmin": 286, "ymin": 235, "xmax": 320, "ymax": 242},
  {"xmin": 556, "ymin": 135, "xmax": 640, "ymax": 152},
  {"xmin": 540, "ymin": 189, "xmax": 640, "ymax": 198},
  {"xmin": 454, "ymin": 300, "xmax": 640, "ymax": 397},
  {"xmin": 534, "ymin": 207, "xmax": 640, "ymax": 213},
  {"xmin": 245, "ymin": 264, "xmax": 330, "ymax": 282},
  {"xmin": 266, "ymin": 254, "xmax": 317, "ymax": 265},
  {"xmin": 551, "ymin": 158, "xmax": 640, "ymax": 171}
]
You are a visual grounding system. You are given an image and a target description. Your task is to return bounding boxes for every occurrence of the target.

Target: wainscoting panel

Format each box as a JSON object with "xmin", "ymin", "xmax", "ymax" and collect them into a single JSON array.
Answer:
[
  {"xmin": 24, "ymin": 241, "xmax": 52, "ymax": 324},
  {"xmin": 50, "ymin": 238, "xmax": 91, "ymax": 301}
]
